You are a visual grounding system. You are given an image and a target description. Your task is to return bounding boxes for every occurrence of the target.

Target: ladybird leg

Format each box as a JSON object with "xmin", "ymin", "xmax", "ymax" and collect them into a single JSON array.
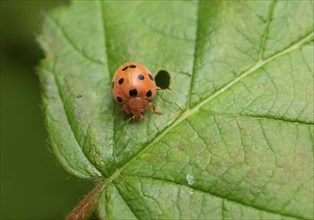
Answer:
[
  {"xmin": 156, "ymin": 86, "xmax": 161, "ymax": 90},
  {"xmin": 149, "ymin": 103, "xmax": 163, "ymax": 115},
  {"xmin": 127, "ymin": 115, "xmax": 136, "ymax": 122}
]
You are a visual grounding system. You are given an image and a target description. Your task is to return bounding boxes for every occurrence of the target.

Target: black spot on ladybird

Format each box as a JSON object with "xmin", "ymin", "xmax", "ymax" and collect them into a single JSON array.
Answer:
[
  {"xmin": 129, "ymin": 89, "xmax": 137, "ymax": 96},
  {"xmin": 112, "ymin": 82, "xmax": 114, "ymax": 88},
  {"xmin": 118, "ymin": 78, "xmax": 124, "ymax": 84},
  {"xmin": 149, "ymin": 74, "xmax": 154, "ymax": 81},
  {"xmin": 122, "ymin": 66, "xmax": 128, "ymax": 71},
  {"xmin": 117, "ymin": 97, "xmax": 123, "ymax": 103},
  {"xmin": 146, "ymin": 90, "xmax": 152, "ymax": 97},
  {"xmin": 129, "ymin": 65, "xmax": 136, "ymax": 68},
  {"xmin": 138, "ymin": 74, "xmax": 145, "ymax": 80}
]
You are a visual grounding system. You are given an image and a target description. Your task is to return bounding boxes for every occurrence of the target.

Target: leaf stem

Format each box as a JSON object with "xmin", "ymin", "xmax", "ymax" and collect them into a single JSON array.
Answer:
[{"xmin": 66, "ymin": 180, "xmax": 106, "ymax": 220}]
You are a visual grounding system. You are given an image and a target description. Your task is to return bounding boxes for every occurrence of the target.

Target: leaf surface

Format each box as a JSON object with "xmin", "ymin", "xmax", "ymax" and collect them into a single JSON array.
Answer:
[{"xmin": 38, "ymin": 1, "xmax": 314, "ymax": 219}]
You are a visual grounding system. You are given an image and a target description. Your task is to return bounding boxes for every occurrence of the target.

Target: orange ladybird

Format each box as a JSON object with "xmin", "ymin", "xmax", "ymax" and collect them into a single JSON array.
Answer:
[{"xmin": 112, "ymin": 62, "xmax": 162, "ymax": 120}]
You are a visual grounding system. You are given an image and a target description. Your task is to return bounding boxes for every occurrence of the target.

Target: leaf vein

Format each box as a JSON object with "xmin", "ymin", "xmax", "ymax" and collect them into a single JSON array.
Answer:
[
  {"xmin": 126, "ymin": 175, "xmax": 306, "ymax": 219},
  {"xmin": 46, "ymin": 14, "xmax": 104, "ymax": 65},
  {"xmin": 99, "ymin": 0, "xmax": 118, "ymax": 171},
  {"xmin": 42, "ymin": 63, "xmax": 102, "ymax": 176},
  {"xmin": 114, "ymin": 184, "xmax": 141, "ymax": 220},
  {"xmin": 187, "ymin": 0, "xmax": 200, "ymax": 109},
  {"xmin": 259, "ymin": 0, "xmax": 277, "ymax": 60},
  {"xmin": 205, "ymin": 109, "xmax": 314, "ymax": 126}
]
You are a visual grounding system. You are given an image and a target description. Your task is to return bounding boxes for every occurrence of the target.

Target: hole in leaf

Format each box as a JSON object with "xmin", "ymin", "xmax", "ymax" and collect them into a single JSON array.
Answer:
[{"xmin": 155, "ymin": 70, "xmax": 170, "ymax": 89}]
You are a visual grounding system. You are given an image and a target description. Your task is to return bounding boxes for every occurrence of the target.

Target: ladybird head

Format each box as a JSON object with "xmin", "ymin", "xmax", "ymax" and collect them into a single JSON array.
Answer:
[{"xmin": 123, "ymin": 97, "xmax": 150, "ymax": 120}]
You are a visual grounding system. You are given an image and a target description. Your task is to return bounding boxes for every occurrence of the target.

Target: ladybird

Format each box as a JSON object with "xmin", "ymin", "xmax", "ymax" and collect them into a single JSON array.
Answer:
[{"xmin": 112, "ymin": 62, "xmax": 162, "ymax": 120}]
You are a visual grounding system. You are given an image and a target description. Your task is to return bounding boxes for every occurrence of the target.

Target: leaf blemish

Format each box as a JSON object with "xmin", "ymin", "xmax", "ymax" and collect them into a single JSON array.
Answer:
[{"xmin": 186, "ymin": 174, "xmax": 196, "ymax": 185}]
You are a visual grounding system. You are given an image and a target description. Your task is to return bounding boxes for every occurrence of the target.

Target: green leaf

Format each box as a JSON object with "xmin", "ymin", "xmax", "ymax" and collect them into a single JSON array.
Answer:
[{"xmin": 37, "ymin": 1, "xmax": 314, "ymax": 219}]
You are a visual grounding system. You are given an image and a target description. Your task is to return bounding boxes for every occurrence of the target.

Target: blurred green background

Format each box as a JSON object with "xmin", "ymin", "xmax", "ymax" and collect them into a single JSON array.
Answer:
[{"xmin": 0, "ymin": 1, "xmax": 94, "ymax": 219}]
